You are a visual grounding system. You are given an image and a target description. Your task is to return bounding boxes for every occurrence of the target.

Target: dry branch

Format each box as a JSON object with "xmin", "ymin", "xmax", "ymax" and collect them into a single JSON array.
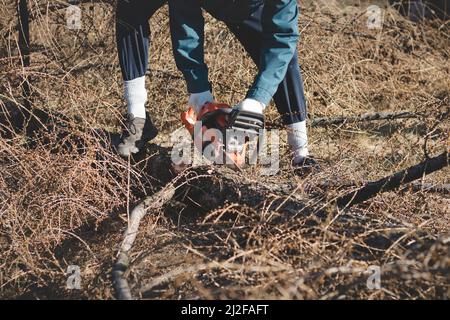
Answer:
[
  {"xmin": 112, "ymin": 184, "xmax": 176, "ymax": 300},
  {"xmin": 337, "ymin": 151, "xmax": 449, "ymax": 208}
]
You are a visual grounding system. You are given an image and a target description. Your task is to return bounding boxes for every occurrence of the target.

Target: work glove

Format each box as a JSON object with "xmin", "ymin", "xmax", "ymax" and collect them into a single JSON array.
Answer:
[
  {"xmin": 226, "ymin": 98, "xmax": 266, "ymax": 154},
  {"xmin": 188, "ymin": 90, "xmax": 214, "ymax": 115},
  {"xmin": 234, "ymin": 98, "xmax": 265, "ymax": 114}
]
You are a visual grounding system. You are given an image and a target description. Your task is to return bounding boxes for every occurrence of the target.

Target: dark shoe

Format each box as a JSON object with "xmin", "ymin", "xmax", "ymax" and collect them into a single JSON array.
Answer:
[
  {"xmin": 294, "ymin": 156, "xmax": 318, "ymax": 167},
  {"xmin": 117, "ymin": 113, "xmax": 158, "ymax": 157},
  {"xmin": 292, "ymin": 155, "xmax": 320, "ymax": 174}
]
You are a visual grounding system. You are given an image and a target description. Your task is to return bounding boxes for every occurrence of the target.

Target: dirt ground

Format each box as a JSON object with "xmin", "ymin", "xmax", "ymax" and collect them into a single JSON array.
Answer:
[{"xmin": 0, "ymin": 0, "xmax": 449, "ymax": 299}]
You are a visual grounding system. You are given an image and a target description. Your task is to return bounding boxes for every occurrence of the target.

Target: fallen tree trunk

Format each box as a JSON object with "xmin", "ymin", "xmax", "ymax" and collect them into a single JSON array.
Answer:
[{"xmin": 337, "ymin": 151, "xmax": 449, "ymax": 208}]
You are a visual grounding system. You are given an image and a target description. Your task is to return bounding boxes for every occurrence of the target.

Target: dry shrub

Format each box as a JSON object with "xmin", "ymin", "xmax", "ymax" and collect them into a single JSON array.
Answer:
[{"xmin": 0, "ymin": 0, "xmax": 448, "ymax": 299}]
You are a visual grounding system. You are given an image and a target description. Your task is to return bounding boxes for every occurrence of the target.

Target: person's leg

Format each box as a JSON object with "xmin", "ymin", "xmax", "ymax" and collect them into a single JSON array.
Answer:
[
  {"xmin": 116, "ymin": 0, "xmax": 165, "ymax": 157},
  {"xmin": 224, "ymin": 8, "xmax": 311, "ymax": 164},
  {"xmin": 116, "ymin": 0, "xmax": 165, "ymax": 118}
]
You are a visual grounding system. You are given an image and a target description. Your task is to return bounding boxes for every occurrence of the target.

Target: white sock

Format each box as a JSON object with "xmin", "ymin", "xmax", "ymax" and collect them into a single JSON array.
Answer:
[
  {"xmin": 124, "ymin": 76, "xmax": 147, "ymax": 119},
  {"xmin": 236, "ymin": 98, "xmax": 266, "ymax": 114},
  {"xmin": 286, "ymin": 121, "xmax": 309, "ymax": 162}
]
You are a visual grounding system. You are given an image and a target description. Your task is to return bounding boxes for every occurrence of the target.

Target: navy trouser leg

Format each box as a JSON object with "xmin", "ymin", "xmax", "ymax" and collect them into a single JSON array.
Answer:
[
  {"xmin": 224, "ymin": 8, "xmax": 308, "ymax": 125},
  {"xmin": 116, "ymin": 0, "xmax": 166, "ymax": 81},
  {"xmin": 274, "ymin": 51, "xmax": 308, "ymax": 124}
]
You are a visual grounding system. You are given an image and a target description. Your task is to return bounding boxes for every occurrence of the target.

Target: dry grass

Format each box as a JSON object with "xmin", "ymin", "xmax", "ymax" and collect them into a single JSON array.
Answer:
[{"xmin": 0, "ymin": 0, "xmax": 448, "ymax": 299}]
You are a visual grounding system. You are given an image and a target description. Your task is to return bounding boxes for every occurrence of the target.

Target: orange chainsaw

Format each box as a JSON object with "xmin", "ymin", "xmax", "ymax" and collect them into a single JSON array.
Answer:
[{"xmin": 181, "ymin": 102, "xmax": 264, "ymax": 167}]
